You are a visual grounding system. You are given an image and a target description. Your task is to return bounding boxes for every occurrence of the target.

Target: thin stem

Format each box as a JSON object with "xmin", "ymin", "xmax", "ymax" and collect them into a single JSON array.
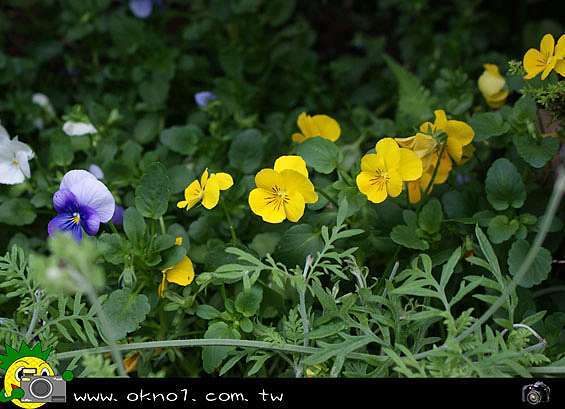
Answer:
[
  {"xmin": 24, "ymin": 290, "xmax": 42, "ymax": 342},
  {"xmin": 420, "ymin": 142, "xmax": 447, "ymax": 205},
  {"xmin": 158, "ymin": 217, "xmax": 166, "ymax": 235},
  {"xmin": 55, "ymin": 338, "xmax": 385, "ymax": 364},
  {"xmin": 533, "ymin": 285, "xmax": 565, "ymax": 298},
  {"xmin": 318, "ymin": 188, "xmax": 338, "ymax": 207},
  {"xmin": 220, "ymin": 201, "xmax": 238, "ymax": 243}
]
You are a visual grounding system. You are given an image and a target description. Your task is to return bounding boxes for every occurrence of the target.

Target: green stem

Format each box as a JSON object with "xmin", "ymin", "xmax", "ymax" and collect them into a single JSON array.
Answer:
[
  {"xmin": 158, "ymin": 217, "xmax": 166, "ymax": 235},
  {"xmin": 420, "ymin": 142, "xmax": 447, "ymax": 206},
  {"xmin": 220, "ymin": 201, "xmax": 238, "ymax": 243},
  {"xmin": 318, "ymin": 188, "xmax": 338, "ymax": 207},
  {"xmin": 55, "ymin": 338, "xmax": 385, "ymax": 364}
]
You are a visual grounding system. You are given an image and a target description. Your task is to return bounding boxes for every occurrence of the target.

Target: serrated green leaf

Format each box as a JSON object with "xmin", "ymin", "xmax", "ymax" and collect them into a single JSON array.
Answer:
[
  {"xmin": 485, "ymin": 158, "xmax": 526, "ymax": 210},
  {"xmin": 296, "ymin": 137, "xmax": 340, "ymax": 174},
  {"xmin": 508, "ymin": 240, "xmax": 552, "ymax": 288}
]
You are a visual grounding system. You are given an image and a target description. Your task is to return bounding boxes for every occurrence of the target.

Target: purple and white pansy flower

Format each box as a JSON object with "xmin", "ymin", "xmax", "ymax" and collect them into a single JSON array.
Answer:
[{"xmin": 48, "ymin": 170, "xmax": 115, "ymax": 241}]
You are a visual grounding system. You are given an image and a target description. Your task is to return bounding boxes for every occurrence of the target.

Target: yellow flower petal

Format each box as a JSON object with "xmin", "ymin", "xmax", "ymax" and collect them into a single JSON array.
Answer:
[
  {"xmin": 541, "ymin": 56, "xmax": 557, "ymax": 80},
  {"xmin": 360, "ymin": 153, "xmax": 382, "ymax": 172},
  {"xmin": 182, "ymin": 180, "xmax": 203, "ymax": 209},
  {"xmin": 386, "ymin": 169, "xmax": 403, "ymax": 198},
  {"xmin": 433, "ymin": 110, "xmax": 448, "ymax": 130},
  {"xmin": 398, "ymin": 148, "xmax": 423, "ymax": 181},
  {"xmin": 212, "ymin": 172, "xmax": 234, "ymax": 190},
  {"xmin": 375, "ymin": 138, "xmax": 400, "ymax": 169},
  {"xmin": 395, "ymin": 135, "xmax": 416, "ymax": 149},
  {"xmin": 407, "ymin": 181, "xmax": 422, "ymax": 204},
  {"xmin": 446, "ymin": 120, "xmax": 474, "ymax": 163},
  {"xmin": 478, "ymin": 64, "xmax": 506, "ymax": 97},
  {"xmin": 555, "ymin": 59, "xmax": 565, "ymax": 76},
  {"xmin": 200, "ymin": 168, "xmax": 209, "ymax": 186},
  {"xmin": 177, "ymin": 200, "xmax": 189, "ymax": 209},
  {"xmin": 523, "ymin": 49, "xmax": 546, "ymax": 79},
  {"xmin": 540, "ymin": 34, "xmax": 555, "ymax": 59},
  {"xmin": 164, "ymin": 256, "xmax": 195, "ymax": 286},
  {"xmin": 419, "ymin": 121, "xmax": 434, "ymax": 134},
  {"xmin": 201, "ymin": 177, "xmax": 220, "ymax": 209},
  {"xmin": 284, "ymin": 190, "xmax": 305, "ymax": 222},
  {"xmin": 248, "ymin": 188, "xmax": 286, "ymax": 223},
  {"xmin": 280, "ymin": 169, "xmax": 318, "ymax": 204},
  {"xmin": 435, "ymin": 152, "xmax": 453, "ymax": 184},
  {"xmin": 356, "ymin": 171, "xmax": 388, "ymax": 203},
  {"xmin": 297, "ymin": 112, "xmax": 316, "ymax": 138},
  {"xmin": 274, "ymin": 155, "xmax": 309, "ymax": 177},
  {"xmin": 311, "ymin": 114, "xmax": 341, "ymax": 142},
  {"xmin": 555, "ymin": 34, "xmax": 565, "ymax": 59},
  {"xmin": 175, "ymin": 236, "xmax": 183, "ymax": 246},
  {"xmin": 255, "ymin": 168, "xmax": 282, "ymax": 189},
  {"xmin": 292, "ymin": 132, "xmax": 307, "ymax": 143}
]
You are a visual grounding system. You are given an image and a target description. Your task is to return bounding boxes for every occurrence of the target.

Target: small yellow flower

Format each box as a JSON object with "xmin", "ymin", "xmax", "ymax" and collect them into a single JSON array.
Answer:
[
  {"xmin": 356, "ymin": 138, "xmax": 422, "ymax": 204},
  {"xmin": 396, "ymin": 110, "xmax": 474, "ymax": 203},
  {"xmin": 248, "ymin": 155, "xmax": 318, "ymax": 223},
  {"xmin": 292, "ymin": 112, "xmax": 341, "ymax": 143},
  {"xmin": 177, "ymin": 168, "xmax": 233, "ymax": 210},
  {"xmin": 158, "ymin": 256, "xmax": 195, "ymax": 298},
  {"xmin": 523, "ymin": 33, "xmax": 565, "ymax": 80},
  {"xmin": 175, "ymin": 236, "xmax": 183, "ymax": 246},
  {"xmin": 478, "ymin": 64, "xmax": 509, "ymax": 108}
]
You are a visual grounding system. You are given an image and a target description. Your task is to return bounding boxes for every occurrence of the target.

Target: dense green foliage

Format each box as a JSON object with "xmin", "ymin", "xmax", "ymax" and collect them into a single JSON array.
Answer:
[{"xmin": 0, "ymin": 0, "xmax": 564, "ymax": 378}]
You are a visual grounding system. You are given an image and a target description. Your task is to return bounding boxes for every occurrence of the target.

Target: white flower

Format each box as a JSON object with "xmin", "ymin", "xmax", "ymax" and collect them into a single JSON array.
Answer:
[
  {"xmin": 0, "ymin": 124, "xmax": 35, "ymax": 185},
  {"xmin": 32, "ymin": 93, "xmax": 55, "ymax": 116},
  {"xmin": 62, "ymin": 120, "xmax": 97, "ymax": 136}
]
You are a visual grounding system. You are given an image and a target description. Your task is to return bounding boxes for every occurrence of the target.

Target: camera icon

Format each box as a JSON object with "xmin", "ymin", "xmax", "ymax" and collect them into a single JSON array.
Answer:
[
  {"xmin": 522, "ymin": 381, "xmax": 550, "ymax": 406},
  {"xmin": 20, "ymin": 368, "xmax": 67, "ymax": 403}
]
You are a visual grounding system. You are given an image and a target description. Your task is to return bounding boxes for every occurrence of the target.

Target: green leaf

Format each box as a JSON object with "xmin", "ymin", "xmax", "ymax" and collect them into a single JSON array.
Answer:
[
  {"xmin": 135, "ymin": 162, "xmax": 171, "ymax": 219},
  {"xmin": 275, "ymin": 224, "xmax": 324, "ymax": 267},
  {"xmin": 485, "ymin": 158, "xmax": 526, "ymax": 210},
  {"xmin": 235, "ymin": 286, "xmax": 263, "ymax": 317},
  {"xmin": 228, "ymin": 129, "xmax": 265, "ymax": 173},
  {"xmin": 0, "ymin": 198, "xmax": 37, "ymax": 226},
  {"xmin": 384, "ymin": 55, "xmax": 433, "ymax": 129},
  {"xmin": 97, "ymin": 233, "xmax": 126, "ymax": 265},
  {"xmin": 468, "ymin": 111, "xmax": 510, "ymax": 141},
  {"xmin": 196, "ymin": 305, "xmax": 221, "ymax": 320},
  {"xmin": 123, "ymin": 207, "xmax": 146, "ymax": 245},
  {"xmin": 513, "ymin": 133, "xmax": 559, "ymax": 168},
  {"xmin": 134, "ymin": 113, "xmax": 161, "ymax": 145},
  {"xmin": 390, "ymin": 225, "xmax": 429, "ymax": 250},
  {"xmin": 202, "ymin": 322, "xmax": 241, "ymax": 374},
  {"xmin": 418, "ymin": 198, "xmax": 443, "ymax": 234},
  {"xmin": 160, "ymin": 124, "xmax": 203, "ymax": 155},
  {"xmin": 296, "ymin": 137, "xmax": 340, "ymax": 174},
  {"xmin": 507, "ymin": 240, "xmax": 552, "ymax": 288},
  {"xmin": 101, "ymin": 288, "xmax": 151, "ymax": 341},
  {"xmin": 487, "ymin": 215, "xmax": 519, "ymax": 244}
]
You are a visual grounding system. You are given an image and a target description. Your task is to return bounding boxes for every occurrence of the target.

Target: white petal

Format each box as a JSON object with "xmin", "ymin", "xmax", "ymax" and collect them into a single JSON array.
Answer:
[
  {"xmin": 0, "ymin": 161, "xmax": 25, "ymax": 185},
  {"xmin": 10, "ymin": 137, "xmax": 34, "ymax": 159},
  {"xmin": 0, "ymin": 124, "xmax": 9, "ymax": 143},
  {"xmin": 16, "ymin": 151, "xmax": 31, "ymax": 178},
  {"xmin": 62, "ymin": 121, "xmax": 97, "ymax": 136},
  {"xmin": 88, "ymin": 164, "xmax": 104, "ymax": 180}
]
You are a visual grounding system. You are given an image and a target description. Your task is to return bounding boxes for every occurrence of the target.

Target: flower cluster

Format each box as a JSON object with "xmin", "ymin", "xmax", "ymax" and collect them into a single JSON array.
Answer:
[
  {"xmin": 396, "ymin": 110, "xmax": 474, "ymax": 203},
  {"xmin": 523, "ymin": 33, "xmax": 565, "ymax": 80},
  {"xmin": 0, "ymin": 124, "xmax": 34, "ymax": 185}
]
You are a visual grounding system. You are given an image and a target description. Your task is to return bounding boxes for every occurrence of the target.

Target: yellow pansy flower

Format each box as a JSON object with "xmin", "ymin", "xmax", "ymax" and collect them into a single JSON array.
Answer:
[
  {"xmin": 175, "ymin": 236, "xmax": 183, "ymax": 246},
  {"xmin": 478, "ymin": 64, "xmax": 509, "ymax": 108},
  {"xmin": 158, "ymin": 256, "xmax": 195, "ymax": 298},
  {"xmin": 356, "ymin": 138, "xmax": 422, "ymax": 204},
  {"xmin": 248, "ymin": 155, "xmax": 318, "ymax": 223},
  {"xmin": 292, "ymin": 112, "xmax": 341, "ymax": 143},
  {"xmin": 523, "ymin": 33, "xmax": 565, "ymax": 80},
  {"xmin": 177, "ymin": 168, "xmax": 233, "ymax": 210},
  {"xmin": 396, "ymin": 110, "xmax": 474, "ymax": 203}
]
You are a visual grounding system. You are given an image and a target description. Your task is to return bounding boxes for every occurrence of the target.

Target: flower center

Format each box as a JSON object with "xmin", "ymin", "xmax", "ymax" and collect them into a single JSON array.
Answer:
[
  {"xmin": 370, "ymin": 169, "xmax": 389, "ymax": 191},
  {"xmin": 72, "ymin": 212, "xmax": 80, "ymax": 225},
  {"xmin": 11, "ymin": 158, "xmax": 19, "ymax": 166},
  {"xmin": 267, "ymin": 185, "xmax": 289, "ymax": 210}
]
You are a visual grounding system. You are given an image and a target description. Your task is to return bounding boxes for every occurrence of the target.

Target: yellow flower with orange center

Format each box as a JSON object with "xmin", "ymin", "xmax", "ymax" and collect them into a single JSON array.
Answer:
[
  {"xmin": 356, "ymin": 138, "xmax": 422, "ymax": 204},
  {"xmin": 248, "ymin": 155, "xmax": 318, "ymax": 223},
  {"xmin": 523, "ymin": 33, "xmax": 565, "ymax": 80}
]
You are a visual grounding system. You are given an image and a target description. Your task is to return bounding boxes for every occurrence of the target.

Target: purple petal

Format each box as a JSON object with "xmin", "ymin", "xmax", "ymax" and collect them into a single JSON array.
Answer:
[
  {"xmin": 111, "ymin": 205, "xmax": 124, "ymax": 225},
  {"xmin": 48, "ymin": 213, "xmax": 83, "ymax": 241},
  {"xmin": 53, "ymin": 189, "xmax": 79, "ymax": 213},
  {"xmin": 194, "ymin": 91, "xmax": 217, "ymax": 108},
  {"xmin": 88, "ymin": 164, "xmax": 104, "ymax": 180},
  {"xmin": 129, "ymin": 0, "xmax": 153, "ymax": 18},
  {"xmin": 80, "ymin": 206, "xmax": 101, "ymax": 236},
  {"xmin": 60, "ymin": 170, "xmax": 115, "ymax": 223}
]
